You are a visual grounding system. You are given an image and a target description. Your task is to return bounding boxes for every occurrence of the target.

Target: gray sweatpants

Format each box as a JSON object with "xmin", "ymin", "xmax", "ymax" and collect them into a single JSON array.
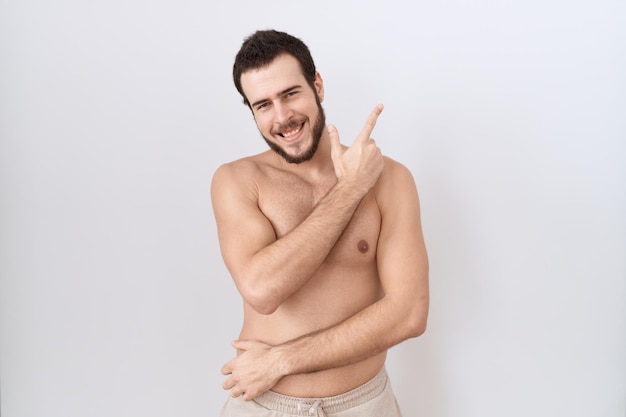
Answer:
[{"xmin": 219, "ymin": 367, "xmax": 403, "ymax": 417}]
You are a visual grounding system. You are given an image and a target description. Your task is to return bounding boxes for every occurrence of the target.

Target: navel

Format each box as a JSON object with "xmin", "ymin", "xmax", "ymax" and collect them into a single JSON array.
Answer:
[{"xmin": 357, "ymin": 239, "xmax": 369, "ymax": 253}]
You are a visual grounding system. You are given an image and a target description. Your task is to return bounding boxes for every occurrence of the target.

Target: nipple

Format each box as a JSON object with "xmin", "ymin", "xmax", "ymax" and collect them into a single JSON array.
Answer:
[{"xmin": 357, "ymin": 240, "xmax": 369, "ymax": 253}]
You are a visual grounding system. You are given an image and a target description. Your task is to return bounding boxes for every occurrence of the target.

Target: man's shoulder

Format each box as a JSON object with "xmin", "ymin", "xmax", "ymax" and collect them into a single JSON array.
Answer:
[
  {"xmin": 211, "ymin": 152, "xmax": 284, "ymax": 199},
  {"xmin": 375, "ymin": 156, "xmax": 418, "ymax": 199},
  {"xmin": 380, "ymin": 156, "xmax": 414, "ymax": 182},
  {"xmin": 214, "ymin": 152, "xmax": 272, "ymax": 178},
  {"xmin": 211, "ymin": 155, "xmax": 265, "ymax": 205}
]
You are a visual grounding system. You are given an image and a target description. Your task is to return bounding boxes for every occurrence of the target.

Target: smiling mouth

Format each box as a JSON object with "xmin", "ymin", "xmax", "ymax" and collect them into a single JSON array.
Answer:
[{"xmin": 277, "ymin": 122, "xmax": 304, "ymax": 139}]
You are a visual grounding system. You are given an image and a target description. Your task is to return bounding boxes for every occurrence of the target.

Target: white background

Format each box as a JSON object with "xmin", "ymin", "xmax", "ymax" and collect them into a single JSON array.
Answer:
[{"xmin": 1, "ymin": 1, "xmax": 624, "ymax": 416}]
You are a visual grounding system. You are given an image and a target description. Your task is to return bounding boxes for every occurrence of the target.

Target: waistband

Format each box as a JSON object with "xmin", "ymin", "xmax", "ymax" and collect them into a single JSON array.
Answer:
[{"xmin": 253, "ymin": 367, "xmax": 388, "ymax": 415}]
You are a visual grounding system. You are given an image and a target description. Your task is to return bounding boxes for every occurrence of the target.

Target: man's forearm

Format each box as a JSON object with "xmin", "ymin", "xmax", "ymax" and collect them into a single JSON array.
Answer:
[
  {"xmin": 241, "ymin": 178, "xmax": 367, "ymax": 313},
  {"xmin": 272, "ymin": 295, "xmax": 428, "ymax": 377}
]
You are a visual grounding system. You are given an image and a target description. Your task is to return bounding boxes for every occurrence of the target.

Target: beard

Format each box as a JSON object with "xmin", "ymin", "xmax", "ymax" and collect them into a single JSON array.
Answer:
[{"xmin": 261, "ymin": 97, "xmax": 326, "ymax": 164}]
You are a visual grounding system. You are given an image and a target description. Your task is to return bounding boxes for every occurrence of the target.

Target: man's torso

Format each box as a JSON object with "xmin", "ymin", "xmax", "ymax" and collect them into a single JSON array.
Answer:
[{"xmin": 236, "ymin": 152, "xmax": 387, "ymax": 397}]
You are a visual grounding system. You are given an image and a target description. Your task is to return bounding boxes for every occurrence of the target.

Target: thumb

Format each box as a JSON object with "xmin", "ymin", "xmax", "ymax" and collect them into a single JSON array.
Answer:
[{"xmin": 327, "ymin": 125, "xmax": 343, "ymax": 174}]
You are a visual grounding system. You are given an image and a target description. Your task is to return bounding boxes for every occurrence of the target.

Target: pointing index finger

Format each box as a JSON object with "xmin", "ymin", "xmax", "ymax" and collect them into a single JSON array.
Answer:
[{"xmin": 358, "ymin": 104, "xmax": 384, "ymax": 141}]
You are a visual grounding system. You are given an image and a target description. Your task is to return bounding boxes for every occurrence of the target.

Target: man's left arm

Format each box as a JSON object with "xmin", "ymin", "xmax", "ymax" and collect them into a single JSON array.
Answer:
[{"xmin": 222, "ymin": 158, "xmax": 429, "ymax": 400}]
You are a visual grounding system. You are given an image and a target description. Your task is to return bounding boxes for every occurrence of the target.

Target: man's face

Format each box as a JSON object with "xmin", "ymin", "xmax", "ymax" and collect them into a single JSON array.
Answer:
[{"xmin": 240, "ymin": 54, "xmax": 325, "ymax": 164}]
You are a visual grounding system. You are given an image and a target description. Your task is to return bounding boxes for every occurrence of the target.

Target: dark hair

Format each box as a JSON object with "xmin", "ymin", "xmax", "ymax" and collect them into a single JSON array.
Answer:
[{"xmin": 233, "ymin": 30, "xmax": 317, "ymax": 107}]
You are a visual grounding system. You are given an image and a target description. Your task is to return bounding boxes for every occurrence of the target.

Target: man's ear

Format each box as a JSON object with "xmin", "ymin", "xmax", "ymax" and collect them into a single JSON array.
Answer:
[{"xmin": 314, "ymin": 72, "xmax": 324, "ymax": 102}]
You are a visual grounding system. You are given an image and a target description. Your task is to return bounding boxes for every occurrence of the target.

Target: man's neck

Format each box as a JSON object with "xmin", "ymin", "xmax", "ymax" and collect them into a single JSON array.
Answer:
[{"xmin": 276, "ymin": 132, "xmax": 335, "ymax": 181}]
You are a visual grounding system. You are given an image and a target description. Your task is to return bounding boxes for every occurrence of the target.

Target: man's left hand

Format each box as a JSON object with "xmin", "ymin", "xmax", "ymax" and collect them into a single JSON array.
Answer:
[{"xmin": 221, "ymin": 339, "xmax": 284, "ymax": 401}]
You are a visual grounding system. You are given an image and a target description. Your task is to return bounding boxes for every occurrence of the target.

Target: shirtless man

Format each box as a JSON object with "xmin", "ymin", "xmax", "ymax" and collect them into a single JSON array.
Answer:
[{"xmin": 212, "ymin": 30, "xmax": 429, "ymax": 416}]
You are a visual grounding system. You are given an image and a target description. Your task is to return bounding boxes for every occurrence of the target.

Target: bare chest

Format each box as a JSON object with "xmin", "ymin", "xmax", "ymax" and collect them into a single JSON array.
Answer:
[{"xmin": 257, "ymin": 173, "xmax": 381, "ymax": 265}]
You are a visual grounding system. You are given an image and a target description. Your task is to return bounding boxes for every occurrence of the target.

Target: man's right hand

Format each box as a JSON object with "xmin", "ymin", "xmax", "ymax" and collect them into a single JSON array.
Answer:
[{"xmin": 328, "ymin": 104, "xmax": 385, "ymax": 196}]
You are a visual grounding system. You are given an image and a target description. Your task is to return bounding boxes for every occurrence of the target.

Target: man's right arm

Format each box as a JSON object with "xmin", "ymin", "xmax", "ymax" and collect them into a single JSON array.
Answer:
[
  {"xmin": 211, "ymin": 164, "xmax": 369, "ymax": 314},
  {"xmin": 211, "ymin": 105, "xmax": 384, "ymax": 315}
]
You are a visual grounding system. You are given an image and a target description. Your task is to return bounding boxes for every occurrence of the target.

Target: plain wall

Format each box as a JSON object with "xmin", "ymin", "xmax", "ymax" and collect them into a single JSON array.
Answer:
[{"xmin": 1, "ymin": 1, "xmax": 624, "ymax": 416}]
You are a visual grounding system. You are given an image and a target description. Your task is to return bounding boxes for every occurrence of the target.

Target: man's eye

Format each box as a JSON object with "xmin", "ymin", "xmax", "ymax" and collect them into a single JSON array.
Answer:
[{"xmin": 257, "ymin": 102, "xmax": 270, "ymax": 110}]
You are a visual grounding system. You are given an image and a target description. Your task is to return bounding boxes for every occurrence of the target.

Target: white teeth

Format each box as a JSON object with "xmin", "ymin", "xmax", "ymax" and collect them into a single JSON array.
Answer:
[{"xmin": 282, "ymin": 125, "xmax": 302, "ymax": 138}]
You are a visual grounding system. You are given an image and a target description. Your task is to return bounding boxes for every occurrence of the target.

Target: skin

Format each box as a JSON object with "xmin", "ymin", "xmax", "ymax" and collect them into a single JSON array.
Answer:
[{"xmin": 211, "ymin": 53, "xmax": 429, "ymax": 401}]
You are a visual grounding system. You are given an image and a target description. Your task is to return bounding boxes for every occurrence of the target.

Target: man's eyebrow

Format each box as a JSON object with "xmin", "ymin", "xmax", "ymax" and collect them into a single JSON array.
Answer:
[{"xmin": 250, "ymin": 85, "xmax": 303, "ymax": 108}]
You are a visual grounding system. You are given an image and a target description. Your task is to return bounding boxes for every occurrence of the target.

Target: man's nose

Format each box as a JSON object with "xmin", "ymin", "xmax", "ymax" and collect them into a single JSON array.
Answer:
[{"xmin": 274, "ymin": 102, "xmax": 293, "ymax": 124}]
